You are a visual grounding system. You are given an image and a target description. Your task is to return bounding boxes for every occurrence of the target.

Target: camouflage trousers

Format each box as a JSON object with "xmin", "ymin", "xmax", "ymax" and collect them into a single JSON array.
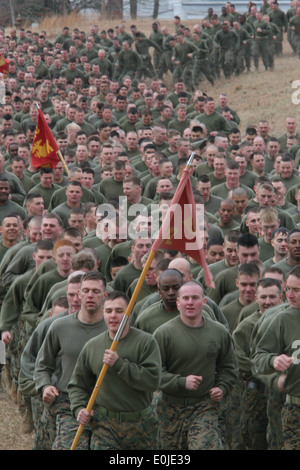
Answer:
[
  {"xmin": 252, "ymin": 39, "xmax": 269, "ymax": 70},
  {"xmin": 274, "ymin": 30, "xmax": 283, "ymax": 55},
  {"xmin": 90, "ymin": 406, "xmax": 159, "ymax": 450},
  {"xmin": 234, "ymin": 47, "xmax": 246, "ymax": 76},
  {"xmin": 31, "ymin": 395, "xmax": 56, "ymax": 450},
  {"xmin": 157, "ymin": 395, "xmax": 223, "ymax": 450},
  {"xmin": 266, "ymin": 390, "xmax": 284, "ymax": 450},
  {"xmin": 138, "ymin": 56, "xmax": 156, "ymax": 79},
  {"xmin": 193, "ymin": 59, "xmax": 215, "ymax": 86},
  {"xmin": 5, "ymin": 318, "xmax": 25, "ymax": 386},
  {"xmin": 219, "ymin": 49, "xmax": 236, "ymax": 79},
  {"xmin": 211, "ymin": 47, "xmax": 220, "ymax": 79},
  {"xmin": 157, "ymin": 51, "xmax": 173, "ymax": 79},
  {"xmin": 281, "ymin": 402, "xmax": 300, "ymax": 450},
  {"xmin": 240, "ymin": 386, "xmax": 268, "ymax": 450},
  {"xmin": 51, "ymin": 393, "xmax": 91, "ymax": 450},
  {"xmin": 266, "ymin": 40, "xmax": 275, "ymax": 70},
  {"xmin": 224, "ymin": 378, "xmax": 245, "ymax": 450},
  {"xmin": 172, "ymin": 61, "xmax": 194, "ymax": 91},
  {"xmin": 244, "ymin": 40, "xmax": 252, "ymax": 71},
  {"xmin": 287, "ymin": 28, "xmax": 295, "ymax": 52},
  {"xmin": 291, "ymin": 33, "xmax": 300, "ymax": 58},
  {"xmin": 153, "ymin": 49, "xmax": 160, "ymax": 72}
]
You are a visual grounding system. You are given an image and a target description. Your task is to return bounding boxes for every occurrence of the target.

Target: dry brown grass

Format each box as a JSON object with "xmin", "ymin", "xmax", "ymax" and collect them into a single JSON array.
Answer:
[
  {"xmin": 0, "ymin": 13, "xmax": 300, "ymax": 450},
  {"xmin": 31, "ymin": 12, "xmax": 158, "ymax": 40}
]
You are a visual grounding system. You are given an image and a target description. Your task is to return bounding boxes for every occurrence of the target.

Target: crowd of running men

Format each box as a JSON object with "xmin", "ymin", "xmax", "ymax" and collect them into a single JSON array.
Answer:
[{"xmin": 0, "ymin": 2, "xmax": 300, "ymax": 450}]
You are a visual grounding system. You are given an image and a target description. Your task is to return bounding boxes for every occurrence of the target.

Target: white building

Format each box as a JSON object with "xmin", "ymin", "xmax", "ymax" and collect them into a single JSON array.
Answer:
[{"xmin": 123, "ymin": 0, "xmax": 291, "ymax": 19}]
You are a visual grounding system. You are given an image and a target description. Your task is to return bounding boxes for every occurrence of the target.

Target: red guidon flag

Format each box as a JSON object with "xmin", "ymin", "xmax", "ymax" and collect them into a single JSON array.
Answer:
[
  {"xmin": 31, "ymin": 107, "xmax": 60, "ymax": 169},
  {"xmin": 0, "ymin": 54, "xmax": 9, "ymax": 78},
  {"xmin": 152, "ymin": 160, "xmax": 214, "ymax": 288}
]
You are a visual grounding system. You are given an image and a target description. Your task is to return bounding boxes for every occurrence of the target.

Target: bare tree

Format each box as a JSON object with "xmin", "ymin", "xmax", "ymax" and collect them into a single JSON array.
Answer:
[
  {"xmin": 130, "ymin": 0, "xmax": 137, "ymax": 18},
  {"xmin": 153, "ymin": 0, "xmax": 159, "ymax": 19},
  {"xmin": 106, "ymin": 0, "xmax": 123, "ymax": 19}
]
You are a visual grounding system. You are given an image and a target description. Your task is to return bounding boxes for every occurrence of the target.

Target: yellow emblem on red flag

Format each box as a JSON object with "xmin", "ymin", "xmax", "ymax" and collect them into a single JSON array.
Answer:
[{"xmin": 31, "ymin": 107, "xmax": 59, "ymax": 169}]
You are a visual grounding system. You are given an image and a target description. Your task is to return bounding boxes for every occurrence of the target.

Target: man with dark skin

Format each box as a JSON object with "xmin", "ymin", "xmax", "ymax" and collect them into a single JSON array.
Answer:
[
  {"xmin": 217, "ymin": 198, "xmax": 240, "ymax": 235},
  {"xmin": 273, "ymin": 229, "xmax": 300, "ymax": 276},
  {"xmin": 214, "ymin": 22, "xmax": 239, "ymax": 79},
  {"xmin": 0, "ymin": 177, "xmax": 26, "ymax": 224},
  {"xmin": 134, "ymin": 268, "xmax": 184, "ymax": 334}
]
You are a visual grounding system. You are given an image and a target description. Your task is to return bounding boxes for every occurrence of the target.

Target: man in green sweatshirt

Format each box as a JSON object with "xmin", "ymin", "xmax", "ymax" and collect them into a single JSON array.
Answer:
[
  {"xmin": 252, "ymin": 265, "xmax": 300, "ymax": 450},
  {"xmin": 34, "ymin": 271, "xmax": 108, "ymax": 450},
  {"xmin": 206, "ymin": 232, "xmax": 261, "ymax": 305},
  {"xmin": 68, "ymin": 290, "xmax": 162, "ymax": 450},
  {"xmin": 21, "ymin": 239, "xmax": 77, "ymax": 330},
  {"xmin": 19, "ymin": 272, "xmax": 83, "ymax": 449},
  {"xmin": 252, "ymin": 11, "xmax": 272, "ymax": 70},
  {"xmin": 134, "ymin": 268, "xmax": 183, "ymax": 334},
  {"xmin": 289, "ymin": 6, "xmax": 300, "ymax": 58},
  {"xmin": 0, "ymin": 239, "xmax": 54, "ymax": 412},
  {"xmin": 112, "ymin": 237, "xmax": 153, "ymax": 293},
  {"xmin": 222, "ymin": 262, "xmax": 260, "ymax": 334},
  {"xmin": 214, "ymin": 22, "xmax": 239, "ymax": 79},
  {"xmin": 233, "ymin": 277, "xmax": 283, "ymax": 450},
  {"xmin": 153, "ymin": 281, "xmax": 238, "ymax": 450}
]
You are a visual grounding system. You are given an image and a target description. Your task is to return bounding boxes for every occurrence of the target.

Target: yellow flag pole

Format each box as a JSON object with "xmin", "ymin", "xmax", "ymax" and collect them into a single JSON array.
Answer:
[
  {"xmin": 57, "ymin": 149, "xmax": 69, "ymax": 175},
  {"xmin": 70, "ymin": 249, "xmax": 156, "ymax": 450}
]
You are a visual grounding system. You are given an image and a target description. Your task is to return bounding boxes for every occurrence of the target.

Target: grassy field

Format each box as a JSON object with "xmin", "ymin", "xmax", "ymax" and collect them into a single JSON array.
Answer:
[{"xmin": 0, "ymin": 13, "xmax": 300, "ymax": 450}]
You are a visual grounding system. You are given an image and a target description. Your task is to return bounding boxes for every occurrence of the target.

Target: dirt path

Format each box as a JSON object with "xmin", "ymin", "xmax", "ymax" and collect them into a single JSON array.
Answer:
[{"xmin": 0, "ymin": 386, "xmax": 34, "ymax": 450}]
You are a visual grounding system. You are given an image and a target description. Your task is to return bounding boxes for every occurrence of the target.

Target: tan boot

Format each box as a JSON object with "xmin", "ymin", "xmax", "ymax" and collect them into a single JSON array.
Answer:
[
  {"xmin": 21, "ymin": 406, "xmax": 34, "ymax": 434},
  {"xmin": 18, "ymin": 390, "xmax": 26, "ymax": 416},
  {"xmin": 11, "ymin": 380, "xmax": 18, "ymax": 404},
  {"xmin": 2, "ymin": 364, "xmax": 12, "ymax": 397}
]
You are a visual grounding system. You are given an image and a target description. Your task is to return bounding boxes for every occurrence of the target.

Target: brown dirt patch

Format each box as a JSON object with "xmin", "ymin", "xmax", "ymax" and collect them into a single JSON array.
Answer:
[{"xmin": 0, "ymin": 387, "xmax": 34, "ymax": 451}]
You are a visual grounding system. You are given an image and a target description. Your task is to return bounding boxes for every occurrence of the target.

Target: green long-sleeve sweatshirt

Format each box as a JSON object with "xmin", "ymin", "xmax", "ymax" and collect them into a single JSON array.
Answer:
[
  {"xmin": 252, "ymin": 307, "xmax": 300, "ymax": 396},
  {"xmin": 34, "ymin": 312, "xmax": 107, "ymax": 394},
  {"xmin": 153, "ymin": 315, "xmax": 238, "ymax": 402},
  {"xmin": 249, "ymin": 303, "xmax": 289, "ymax": 391},
  {"xmin": 68, "ymin": 327, "xmax": 161, "ymax": 418},
  {"xmin": 233, "ymin": 309, "xmax": 261, "ymax": 380},
  {"xmin": 0, "ymin": 269, "xmax": 34, "ymax": 331}
]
